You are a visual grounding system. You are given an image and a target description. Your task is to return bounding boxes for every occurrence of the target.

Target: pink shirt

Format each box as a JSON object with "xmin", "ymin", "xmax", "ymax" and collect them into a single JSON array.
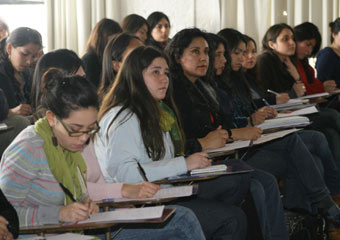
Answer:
[{"xmin": 82, "ymin": 141, "xmax": 123, "ymax": 201}]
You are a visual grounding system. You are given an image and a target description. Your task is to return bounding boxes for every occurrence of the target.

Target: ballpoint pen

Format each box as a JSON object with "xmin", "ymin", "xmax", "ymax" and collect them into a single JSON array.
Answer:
[
  {"xmin": 267, "ymin": 89, "xmax": 279, "ymax": 96},
  {"xmin": 137, "ymin": 162, "xmax": 149, "ymax": 182}
]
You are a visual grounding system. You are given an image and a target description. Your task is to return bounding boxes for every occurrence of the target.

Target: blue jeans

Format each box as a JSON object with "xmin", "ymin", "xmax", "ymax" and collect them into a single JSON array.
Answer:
[
  {"xmin": 96, "ymin": 206, "xmax": 205, "ymax": 240},
  {"xmin": 245, "ymin": 132, "xmax": 330, "ymax": 212},
  {"xmin": 297, "ymin": 130, "xmax": 340, "ymax": 195},
  {"xmin": 250, "ymin": 169, "xmax": 289, "ymax": 240}
]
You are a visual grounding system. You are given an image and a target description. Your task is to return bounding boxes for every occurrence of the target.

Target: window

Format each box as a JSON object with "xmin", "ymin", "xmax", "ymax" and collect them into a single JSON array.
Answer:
[{"xmin": 0, "ymin": 0, "xmax": 47, "ymax": 50}]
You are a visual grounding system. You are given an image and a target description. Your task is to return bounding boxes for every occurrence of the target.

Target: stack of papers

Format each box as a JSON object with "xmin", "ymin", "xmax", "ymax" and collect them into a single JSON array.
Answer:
[
  {"xmin": 190, "ymin": 164, "xmax": 227, "ymax": 175},
  {"xmin": 298, "ymin": 92, "xmax": 329, "ymax": 99},
  {"xmin": 77, "ymin": 205, "xmax": 165, "ymax": 224},
  {"xmin": 110, "ymin": 185, "xmax": 194, "ymax": 203},
  {"xmin": 256, "ymin": 116, "xmax": 310, "ymax": 130},
  {"xmin": 276, "ymin": 106, "xmax": 318, "ymax": 118},
  {"xmin": 271, "ymin": 99, "xmax": 308, "ymax": 111}
]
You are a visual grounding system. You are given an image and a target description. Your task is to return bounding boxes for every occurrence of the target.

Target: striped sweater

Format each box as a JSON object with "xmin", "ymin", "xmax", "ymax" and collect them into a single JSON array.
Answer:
[{"xmin": 0, "ymin": 126, "xmax": 63, "ymax": 227}]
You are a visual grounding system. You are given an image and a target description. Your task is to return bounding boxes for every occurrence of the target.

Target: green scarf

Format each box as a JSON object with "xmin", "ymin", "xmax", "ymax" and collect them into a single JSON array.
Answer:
[
  {"xmin": 159, "ymin": 101, "xmax": 185, "ymax": 156},
  {"xmin": 34, "ymin": 117, "xmax": 87, "ymax": 205}
]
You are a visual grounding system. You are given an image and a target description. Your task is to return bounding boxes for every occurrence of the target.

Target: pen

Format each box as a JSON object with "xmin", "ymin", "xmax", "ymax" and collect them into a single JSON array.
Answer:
[
  {"xmin": 59, "ymin": 183, "xmax": 91, "ymax": 219},
  {"xmin": 262, "ymin": 98, "xmax": 270, "ymax": 106},
  {"xmin": 59, "ymin": 183, "xmax": 76, "ymax": 202},
  {"xmin": 137, "ymin": 162, "xmax": 149, "ymax": 182},
  {"xmin": 267, "ymin": 89, "xmax": 279, "ymax": 96}
]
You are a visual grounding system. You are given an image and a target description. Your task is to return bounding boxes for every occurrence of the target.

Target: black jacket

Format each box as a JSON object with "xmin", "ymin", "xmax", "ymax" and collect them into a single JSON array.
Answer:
[
  {"xmin": 172, "ymin": 76, "xmax": 228, "ymax": 154},
  {"xmin": 0, "ymin": 59, "xmax": 32, "ymax": 108}
]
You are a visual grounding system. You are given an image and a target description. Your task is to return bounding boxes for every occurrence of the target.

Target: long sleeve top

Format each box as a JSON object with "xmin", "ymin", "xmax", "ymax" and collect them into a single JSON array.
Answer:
[
  {"xmin": 0, "ymin": 188, "xmax": 19, "ymax": 238},
  {"xmin": 0, "ymin": 126, "xmax": 63, "ymax": 227},
  {"xmin": 256, "ymin": 51, "xmax": 297, "ymax": 98},
  {"xmin": 316, "ymin": 47, "xmax": 340, "ymax": 87},
  {"xmin": 0, "ymin": 59, "xmax": 32, "ymax": 108},
  {"xmin": 82, "ymin": 141, "xmax": 123, "ymax": 201},
  {"xmin": 0, "ymin": 89, "xmax": 8, "ymax": 121},
  {"xmin": 94, "ymin": 106, "xmax": 187, "ymax": 184}
]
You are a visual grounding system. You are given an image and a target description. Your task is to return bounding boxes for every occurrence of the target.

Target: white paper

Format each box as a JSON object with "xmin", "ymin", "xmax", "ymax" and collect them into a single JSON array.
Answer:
[
  {"xmin": 206, "ymin": 129, "xmax": 300, "ymax": 154},
  {"xmin": 77, "ymin": 205, "xmax": 164, "ymax": 224},
  {"xmin": 19, "ymin": 233, "xmax": 98, "ymax": 240},
  {"xmin": 0, "ymin": 123, "xmax": 8, "ymax": 130},
  {"xmin": 276, "ymin": 106, "xmax": 318, "ymax": 118},
  {"xmin": 113, "ymin": 186, "xmax": 193, "ymax": 202},
  {"xmin": 256, "ymin": 116, "xmax": 310, "ymax": 130},
  {"xmin": 270, "ymin": 99, "xmax": 308, "ymax": 110},
  {"xmin": 298, "ymin": 92, "xmax": 329, "ymax": 99},
  {"xmin": 190, "ymin": 164, "xmax": 227, "ymax": 175}
]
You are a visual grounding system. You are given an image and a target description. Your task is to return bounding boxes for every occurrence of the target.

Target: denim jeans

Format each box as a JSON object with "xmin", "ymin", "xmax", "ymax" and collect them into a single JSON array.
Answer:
[
  {"xmin": 297, "ymin": 130, "xmax": 340, "ymax": 195},
  {"xmin": 176, "ymin": 162, "xmax": 249, "ymax": 240},
  {"xmin": 245, "ymin": 132, "xmax": 330, "ymax": 212},
  {"xmin": 95, "ymin": 206, "xmax": 205, "ymax": 240},
  {"xmin": 250, "ymin": 169, "xmax": 289, "ymax": 240}
]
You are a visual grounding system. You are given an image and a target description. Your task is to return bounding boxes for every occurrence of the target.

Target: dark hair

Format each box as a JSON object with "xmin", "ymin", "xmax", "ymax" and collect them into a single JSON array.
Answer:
[
  {"xmin": 262, "ymin": 23, "xmax": 294, "ymax": 51},
  {"xmin": 294, "ymin": 22, "xmax": 321, "ymax": 57},
  {"xmin": 147, "ymin": 11, "xmax": 170, "ymax": 32},
  {"xmin": 217, "ymin": 28, "xmax": 252, "ymax": 99},
  {"xmin": 166, "ymin": 28, "xmax": 211, "ymax": 82},
  {"xmin": 329, "ymin": 18, "xmax": 340, "ymax": 43},
  {"xmin": 84, "ymin": 18, "xmax": 122, "ymax": 62},
  {"xmin": 31, "ymin": 49, "xmax": 83, "ymax": 112},
  {"xmin": 121, "ymin": 14, "xmax": 149, "ymax": 39},
  {"xmin": 99, "ymin": 46, "xmax": 180, "ymax": 161},
  {"xmin": 218, "ymin": 28, "xmax": 247, "ymax": 54},
  {"xmin": 41, "ymin": 68, "xmax": 99, "ymax": 119},
  {"xmin": 206, "ymin": 33, "xmax": 231, "ymax": 78},
  {"xmin": 0, "ymin": 19, "xmax": 9, "ymax": 33},
  {"xmin": 99, "ymin": 33, "xmax": 142, "ymax": 101},
  {"xmin": 243, "ymin": 34, "xmax": 257, "ymax": 51},
  {"xmin": 0, "ymin": 27, "xmax": 42, "ymax": 62}
]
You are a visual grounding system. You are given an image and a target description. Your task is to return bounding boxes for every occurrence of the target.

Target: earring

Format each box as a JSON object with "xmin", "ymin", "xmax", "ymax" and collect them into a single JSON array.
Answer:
[{"xmin": 52, "ymin": 136, "xmax": 58, "ymax": 147}]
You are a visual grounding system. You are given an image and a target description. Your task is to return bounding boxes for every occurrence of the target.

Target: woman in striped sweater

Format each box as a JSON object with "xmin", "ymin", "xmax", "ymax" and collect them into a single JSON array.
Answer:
[{"xmin": 0, "ymin": 68, "xmax": 205, "ymax": 240}]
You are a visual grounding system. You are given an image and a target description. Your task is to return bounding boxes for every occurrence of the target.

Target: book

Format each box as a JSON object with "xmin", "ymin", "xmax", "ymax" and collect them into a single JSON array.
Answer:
[{"xmin": 190, "ymin": 164, "xmax": 227, "ymax": 175}]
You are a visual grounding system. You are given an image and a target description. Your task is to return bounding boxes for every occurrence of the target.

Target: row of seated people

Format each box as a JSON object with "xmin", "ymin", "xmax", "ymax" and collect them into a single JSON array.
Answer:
[{"xmin": 2, "ymin": 12, "xmax": 340, "ymax": 240}]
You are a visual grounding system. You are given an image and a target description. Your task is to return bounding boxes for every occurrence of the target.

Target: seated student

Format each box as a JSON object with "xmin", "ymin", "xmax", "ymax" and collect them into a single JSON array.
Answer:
[
  {"xmin": 0, "ymin": 188, "xmax": 19, "ymax": 240},
  {"xmin": 0, "ymin": 68, "xmax": 205, "ymax": 240},
  {"xmin": 147, "ymin": 12, "xmax": 171, "ymax": 50},
  {"xmin": 0, "ymin": 27, "xmax": 42, "ymax": 117},
  {"xmin": 211, "ymin": 29, "xmax": 340, "ymax": 233},
  {"xmin": 31, "ymin": 49, "xmax": 85, "ymax": 120},
  {"xmin": 0, "ymin": 88, "xmax": 30, "ymax": 157},
  {"xmin": 98, "ymin": 33, "xmax": 144, "ymax": 101},
  {"xmin": 95, "ymin": 45, "xmax": 252, "ymax": 239},
  {"xmin": 82, "ymin": 18, "xmax": 122, "ymax": 88},
  {"xmin": 316, "ymin": 18, "xmax": 340, "ymax": 88},
  {"xmin": 121, "ymin": 14, "xmax": 149, "ymax": 43},
  {"xmin": 255, "ymin": 24, "xmax": 340, "ymax": 172},
  {"xmin": 0, "ymin": 18, "xmax": 9, "ymax": 40},
  {"xmin": 242, "ymin": 34, "xmax": 289, "ymax": 106}
]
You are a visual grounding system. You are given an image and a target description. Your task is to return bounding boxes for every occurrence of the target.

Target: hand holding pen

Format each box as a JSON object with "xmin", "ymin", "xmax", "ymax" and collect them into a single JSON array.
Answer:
[{"xmin": 267, "ymin": 90, "xmax": 290, "ymax": 104}]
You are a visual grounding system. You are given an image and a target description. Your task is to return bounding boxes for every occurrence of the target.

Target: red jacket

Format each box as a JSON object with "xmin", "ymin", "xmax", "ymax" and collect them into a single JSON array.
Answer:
[{"xmin": 297, "ymin": 59, "xmax": 325, "ymax": 94}]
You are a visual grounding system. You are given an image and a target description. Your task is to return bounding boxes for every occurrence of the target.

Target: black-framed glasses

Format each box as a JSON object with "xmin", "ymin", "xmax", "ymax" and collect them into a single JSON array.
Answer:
[{"xmin": 57, "ymin": 117, "xmax": 100, "ymax": 137}]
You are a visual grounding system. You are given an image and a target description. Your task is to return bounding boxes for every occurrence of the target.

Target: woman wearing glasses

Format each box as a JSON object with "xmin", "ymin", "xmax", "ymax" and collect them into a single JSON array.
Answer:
[{"xmin": 0, "ymin": 68, "xmax": 205, "ymax": 239}]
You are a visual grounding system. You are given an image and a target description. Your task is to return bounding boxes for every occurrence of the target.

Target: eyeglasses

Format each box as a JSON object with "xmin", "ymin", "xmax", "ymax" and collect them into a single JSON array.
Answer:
[{"xmin": 57, "ymin": 117, "xmax": 100, "ymax": 137}]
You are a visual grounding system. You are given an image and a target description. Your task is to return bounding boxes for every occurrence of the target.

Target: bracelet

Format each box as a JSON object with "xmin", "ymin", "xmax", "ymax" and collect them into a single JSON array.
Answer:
[{"xmin": 226, "ymin": 129, "xmax": 234, "ymax": 143}]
